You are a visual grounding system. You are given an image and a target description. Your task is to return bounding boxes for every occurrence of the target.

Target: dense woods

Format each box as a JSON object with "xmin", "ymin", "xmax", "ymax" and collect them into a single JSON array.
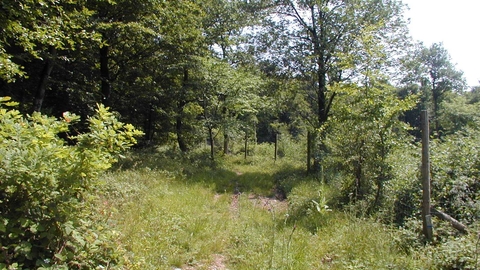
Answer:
[{"xmin": 1, "ymin": 0, "xmax": 480, "ymax": 268}]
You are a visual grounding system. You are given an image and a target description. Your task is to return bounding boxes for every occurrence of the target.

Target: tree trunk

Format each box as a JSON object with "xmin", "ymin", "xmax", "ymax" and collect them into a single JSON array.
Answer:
[
  {"xmin": 370, "ymin": 180, "xmax": 383, "ymax": 214},
  {"xmin": 274, "ymin": 133, "xmax": 278, "ymax": 162},
  {"xmin": 430, "ymin": 207, "xmax": 468, "ymax": 234},
  {"xmin": 176, "ymin": 68, "xmax": 190, "ymax": 152},
  {"xmin": 354, "ymin": 140, "xmax": 365, "ymax": 201},
  {"xmin": 421, "ymin": 110, "xmax": 433, "ymax": 241},
  {"xmin": 244, "ymin": 131, "xmax": 248, "ymax": 159},
  {"xmin": 100, "ymin": 45, "xmax": 111, "ymax": 106},
  {"xmin": 307, "ymin": 131, "xmax": 312, "ymax": 173},
  {"xmin": 144, "ymin": 103, "xmax": 154, "ymax": 142},
  {"xmin": 432, "ymin": 93, "xmax": 440, "ymax": 138},
  {"xmin": 208, "ymin": 126, "xmax": 215, "ymax": 160},
  {"xmin": 309, "ymin": 7, "xmax": 335, "ymax": 176},
  {"xmin": 33, "ymin": 47, "xmax": 56, "ymax": 112},
  {"xmin": 176, "ymin": 115, "xmax": 188, "ymax": 152},
  {"xmin": 354, "ymin": 156, "xmax": 363, "ymax": 201},
  {"xmin": 223, "ymin": 132, "xmax": 229, "ymax": 155}
]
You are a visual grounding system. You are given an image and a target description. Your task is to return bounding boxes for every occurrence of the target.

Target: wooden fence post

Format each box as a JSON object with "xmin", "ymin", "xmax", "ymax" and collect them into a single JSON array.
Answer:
[{"xmin": 421, "ymin": 110, "xmax": 433, "ymax": 241}]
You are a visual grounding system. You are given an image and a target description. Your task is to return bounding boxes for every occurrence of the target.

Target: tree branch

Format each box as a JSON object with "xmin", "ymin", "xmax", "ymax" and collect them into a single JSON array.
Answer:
[
  {"xmin": 325, "ymin": 91, "xmax": 337, "ymax": 117},
  {"xmin": 430, "ymin": 207, "xmax": 468, "ymax": 234}
]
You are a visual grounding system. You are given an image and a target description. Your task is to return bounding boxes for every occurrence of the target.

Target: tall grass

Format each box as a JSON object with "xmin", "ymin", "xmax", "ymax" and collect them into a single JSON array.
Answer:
[{"xmin": 101, "ymin": 145, "xmax": 432, "ymax": 269}]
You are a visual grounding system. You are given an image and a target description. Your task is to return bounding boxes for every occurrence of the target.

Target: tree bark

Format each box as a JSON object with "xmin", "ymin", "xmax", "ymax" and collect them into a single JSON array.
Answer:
[
  {"xmin": 274, "ymin": 133, "xmax": 278, "ymax": 162},
  {"xmin": 100, "ymin": 45, "xmax": 111, "ymax": 106},
  {"xmin": 176, "ymin": 68, "xmax": 190, "ymax": 152},
  {"xmin": 432, "ymin": 92, "xmax": 440, "ymax": 138},
  {"xmin": 307, "ymin": 131, "xmax": 312, "ymax": 173},
  {"xmin": 244, "ymin": 130, "xmax": 248, "ymax": 159},
  {"xmin": 354, "ymin": 154, "xmax": 363, "ymax": 201},
  {"xmin": 421, "ymin": 110, "xmax": 433, "ymax": 241},
  {"xmin": 223, "ymin": 133, "xmax": 229, "ymax": 154},
  {"xmin": 208, "ymin": 126, "xmax": 215, "ymax": 160},
  {"xmin": 308, "ymin": 6, "xmax": 335, "ymax": 175},
  {"xmin": 430, "ymin": 207, "xmax": 468, "ymax": 234},
  {"xmin": 33, "ymin": 47, "xmax": 56, "ymax": 112},
  {"xmin": 354, "ymin": 140, "xmax": 365, "ymax": 201},
  {"xmin": 176, "ymin": 114, "xmax": 188, "ymax": 152},
  {"xmin": 144, "ymin": 103, "xmax": 154, "ymax": 142}
]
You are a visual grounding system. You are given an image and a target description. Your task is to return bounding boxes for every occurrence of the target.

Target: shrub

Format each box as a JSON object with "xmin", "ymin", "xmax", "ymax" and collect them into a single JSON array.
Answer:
[
  {"xmin": 430, "ymin": 128, "xmax": 480, "ymax": 224},
  {"xmin": 429, "ymin": 233, "xmax": 480, "ymax": 269},
  {"xmin": 287, "ymin": 182, "xmax": 333, "ymax": 233},
  {"xmin": 0, "ymin": 97, "xmax": 142, "ymax": 269}
]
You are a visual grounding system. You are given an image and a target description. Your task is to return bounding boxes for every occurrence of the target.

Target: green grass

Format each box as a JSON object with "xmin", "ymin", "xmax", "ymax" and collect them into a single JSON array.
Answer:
[{"xmin": 101, "ymin": 146, "xmax": 434, "ymax": 269}]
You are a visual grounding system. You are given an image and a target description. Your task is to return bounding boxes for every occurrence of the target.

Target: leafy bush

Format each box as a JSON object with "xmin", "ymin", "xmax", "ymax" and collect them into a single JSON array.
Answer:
[
  {"xmin": 430, "ymin": 128, "xmax": 480, "ymax": 223},
  {"xmin": 0, "ymin": 97, "xmax": 142, "ymax": 269},
  {"xmin": 428, "ymin": 232, "xmax": 480, "ymax": 270},
  {"xmin": 325, "ymin": 82, "xmax": 417, "ymax": 213}
]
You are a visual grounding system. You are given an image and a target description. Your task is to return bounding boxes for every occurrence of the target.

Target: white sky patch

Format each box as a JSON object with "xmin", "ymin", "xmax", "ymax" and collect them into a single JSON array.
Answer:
[{"xmin": 402, "ymin": 0, "xmax": 480, "ymax": 87}]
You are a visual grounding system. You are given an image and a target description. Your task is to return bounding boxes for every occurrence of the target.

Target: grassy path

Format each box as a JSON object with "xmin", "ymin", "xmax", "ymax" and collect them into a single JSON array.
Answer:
[{"xmin": 101, "ymin": 153, "xmax": 431, "ymax": 269}]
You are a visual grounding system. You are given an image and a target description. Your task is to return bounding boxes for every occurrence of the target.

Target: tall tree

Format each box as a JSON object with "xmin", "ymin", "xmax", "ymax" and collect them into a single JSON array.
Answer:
[
  {"xmin": 398, "ymin": 42, "xmax": 466, "ymax": 137},
  {"xmin": 329, "ymin": 79, "xmax": 416, "ymax": 208},
  {"xmin": 201, "ymin": 0, "xmax": 269, "ymax": 153},
  {"xmin": 81, "ymin": 0, "xmax": 206, "ymax": 149},
  {"xmin": 420, "ymin": 43, "xmax": 466, "ymax": 136},
  {"xmin": 260, "ymin": 0, "xmax": 409, "ymax": 174},
  {"xmin": 86, "ymin": 0, "xmax": 159, "ymax": 106},
  {"xmin": 152, "ymin": 1, "xmax": 207, "ymax": 151}
]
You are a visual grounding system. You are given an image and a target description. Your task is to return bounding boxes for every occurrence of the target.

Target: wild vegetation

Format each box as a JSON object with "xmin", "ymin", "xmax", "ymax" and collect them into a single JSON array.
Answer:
[
  {"xmin": 102, "ymin": 141, "xmax": 480, "ymax": 269},
  {"xmin": 1, "ymin": 0, "xmax": 480, "ymax": 269}
]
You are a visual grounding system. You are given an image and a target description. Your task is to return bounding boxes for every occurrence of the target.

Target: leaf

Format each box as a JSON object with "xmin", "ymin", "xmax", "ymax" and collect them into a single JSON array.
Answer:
[
  {"xmin": 54, "ymin": 253, "xmax": 66, "ymax": 261},
  {"xmin": 64, "ymin": 222, "xmax": 74, "ymax": 236},
  {"xmin": 311, "ymin": 200, "xmax": 321, "ymax": 212}
]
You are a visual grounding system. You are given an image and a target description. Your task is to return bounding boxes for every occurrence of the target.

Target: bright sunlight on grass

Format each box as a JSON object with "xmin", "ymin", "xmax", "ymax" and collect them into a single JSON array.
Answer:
[{"xmin": 101, "ymin": 146, "xmax": 433, "ymax": 269}]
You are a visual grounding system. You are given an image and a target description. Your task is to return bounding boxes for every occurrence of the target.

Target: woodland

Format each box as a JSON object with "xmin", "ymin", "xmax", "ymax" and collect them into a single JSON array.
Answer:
[{"xmin": 1, "ymin": 0, "xmax": 480, "ymax": 269}]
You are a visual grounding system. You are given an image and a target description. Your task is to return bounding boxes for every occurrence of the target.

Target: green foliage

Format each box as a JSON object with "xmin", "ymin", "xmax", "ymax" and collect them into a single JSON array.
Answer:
[
  {"xmin": 439, "ymin": 93, "xmax": 480, "ymax": 135},
  {"xmin": 287, "ymin": 182, "xmax": 334, "ymax": 233},
  {"xmin": 326, "ymin": 81, "xmax": 417, "ymax": 211},
  {"xmin": 427, "ymin": 233, "xmax": 480, "ymax": 269},
  {"xmin": 0, "ymin": 98, "xmax": 142, "ymax": 269},
  {"xmin": 398, "ymin": 42, "xmax": 466, "ymax": 137},
  {"xmin": 0, "ymin": 0, "xmax": 99, "ymax": 82},
  {"xmin": 430, "ymin": 128, "xmax": 480, "ymax": 223}
]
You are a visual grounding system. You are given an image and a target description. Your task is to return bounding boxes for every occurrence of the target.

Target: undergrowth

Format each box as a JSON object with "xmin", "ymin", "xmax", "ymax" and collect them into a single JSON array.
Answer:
[{"xmin": 101, "ymin": 146, "xmax": 444, "ymax": 269}]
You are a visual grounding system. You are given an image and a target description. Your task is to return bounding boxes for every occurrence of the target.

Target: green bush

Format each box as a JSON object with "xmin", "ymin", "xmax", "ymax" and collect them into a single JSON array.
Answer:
[
  {"xmin": 430, "ymin": 128, "xmax": 480, "ymax": 223},
  {"xmin": 0, "ymin": 97, "xmax": 142, "ymax": 269},
  {"xmin": 429, "ymin": 233, "xmax": 480, "ymax": 269}
]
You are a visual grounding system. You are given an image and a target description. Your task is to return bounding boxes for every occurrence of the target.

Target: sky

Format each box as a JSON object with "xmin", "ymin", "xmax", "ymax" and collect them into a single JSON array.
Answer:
[{"xmin": 402, "ymin": 0, "xmax": 480, "ymax": 87}]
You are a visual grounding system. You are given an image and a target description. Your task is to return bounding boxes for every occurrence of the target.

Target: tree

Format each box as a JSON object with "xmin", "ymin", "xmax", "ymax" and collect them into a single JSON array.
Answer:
[
  {"xmin": 326, "ymin": 26, "xmax": 417, "ymax": 208},
  {"xmin": 82, "ymin": 0, "xmax": 208, "ymax": 150},
  {"xmin": 196, "ymin": 57, "xmax": 265, "ymax": 160},
  {"xmin": 85, "ymin": 0, "xmax": 161, "ymax": 106},
  {"xmin": 201, "ymin": 0, "xmax": 269, "ymax": 153},
  {"xmin": 420, "ymin": 43, "xmax": 466, "ymax": 136},
  {"xmin": 0, "ymin": 0, "xmax": 99, "ymax": 112},
  {"xmin": 328, "ymin": 79, "xmax": 416, "ymax": 209},
  {"xmin": 438, "ymin": 92, "xmax": 480, "ymax": 135},
  {"xmin": 400, "ymin": 43, "xmax": 466, "ymax": 137},
  {"xmin": 260, "ymin": 0, "xmax": 409, "ymax": 174}
]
